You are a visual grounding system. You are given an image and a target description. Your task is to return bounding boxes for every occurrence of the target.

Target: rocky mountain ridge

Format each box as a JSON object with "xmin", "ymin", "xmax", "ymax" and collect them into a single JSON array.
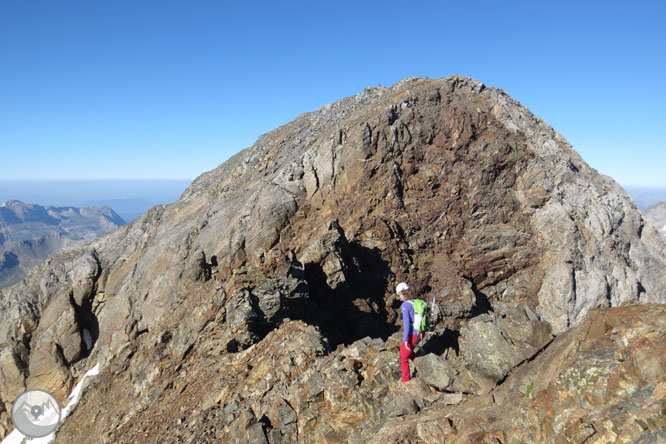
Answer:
[
  {"xmin": 0, "ymin": 231, "xmax": 81, "ymax": 289},
  {"xmin": 0, "ymin": 201, "xmax": 125, "ymax": 289},
  {"xmin": 0, "ymin": 200, "xmax": 124, "ymax": 242},
  {"xmin": 1, "ymin": 75, "xmax": 665, "ymax": 443}
]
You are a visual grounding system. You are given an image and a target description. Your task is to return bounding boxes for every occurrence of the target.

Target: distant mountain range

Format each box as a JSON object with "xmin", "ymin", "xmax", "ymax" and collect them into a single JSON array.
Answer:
[
  {"xmin": 0, "ymin": 179, "xmax": 191, "ymax": 222},
  {"xmin": 623, "ymin": 186, "xmax": 666, "ymax": 211},
  {"xmin": 643, "ymin": 200, "xmax": 666, "ymax": 240},
  {"xmin": 0, "ymin": 200, "xmax": 125, "ymax": 289}
]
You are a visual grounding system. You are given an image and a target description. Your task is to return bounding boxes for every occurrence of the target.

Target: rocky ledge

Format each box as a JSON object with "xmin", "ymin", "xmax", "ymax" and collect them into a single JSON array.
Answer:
[{"xmin": 53, "ymin": 304, "xmax": 666, "ymax": 443}]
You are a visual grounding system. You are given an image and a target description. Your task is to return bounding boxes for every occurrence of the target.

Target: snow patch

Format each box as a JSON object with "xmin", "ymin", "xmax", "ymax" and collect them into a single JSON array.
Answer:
[
  {"xmin": 1, "ymin": 363, "xmax": 100, "ymax": 444},
  {"xmin": 82, "ymin": 329, "xmax": 93, "ymax": 351},
  {"xmin": 1, "ymin": 430, "xmax": 25, "ymax": 444}
]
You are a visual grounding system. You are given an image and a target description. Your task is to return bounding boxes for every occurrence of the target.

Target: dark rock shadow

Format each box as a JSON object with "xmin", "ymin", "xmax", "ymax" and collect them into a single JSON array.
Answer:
[
  {"xmin": 467, "ymin": 278, "xmax": 493, "ymax": 317},
  {"xmin": 295, "ymin": 242, "xmax": 396, "ymax": 349},
  {"xmin": 69, "ymin": 291, "xmax": 100, "ymax": 361},
  {"xmin": 418, "ymin": 328, "xmax": 460, "ymax": 356}
]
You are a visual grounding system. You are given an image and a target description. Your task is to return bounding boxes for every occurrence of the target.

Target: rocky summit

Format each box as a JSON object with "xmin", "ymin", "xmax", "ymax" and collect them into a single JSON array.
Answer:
[{"xmin": 1, "ymin": 76, "xmax": 665, "ymax": 443}]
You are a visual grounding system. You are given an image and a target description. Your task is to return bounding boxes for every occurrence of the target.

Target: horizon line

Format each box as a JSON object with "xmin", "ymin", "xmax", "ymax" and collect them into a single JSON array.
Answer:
[
  {"xmin": 2, "ymin": 179, "xmax": 666, "ymax": 188},
  {"xmin": 0, "ymin": 178, "xmax": 194, "ymax": 182}
]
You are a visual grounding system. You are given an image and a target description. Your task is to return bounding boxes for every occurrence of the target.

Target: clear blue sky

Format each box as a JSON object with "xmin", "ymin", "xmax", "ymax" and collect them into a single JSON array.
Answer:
[{"xmin": 1, "ymin": 0, "xmax": 664, "ymax": 186}]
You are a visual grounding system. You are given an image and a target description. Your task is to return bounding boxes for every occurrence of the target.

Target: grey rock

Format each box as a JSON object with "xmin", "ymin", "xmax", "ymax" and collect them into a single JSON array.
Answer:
[
  {"xmin": 247, "ymin": 422, "xmax": 269, "ymax": 444},
  {"xmin": 458, "ymin": 306, "xmax": 552, "ymax": 385},
  {"xmin": 268, "ymin": 398, "xmax": 297, "ymax": 429},
  {"xmin": 229, "ymin": 408, "xmax": 268, "ymax": 444},
  {"xmin": 413, "ymin": 353, "xmax": 453, "ymax": 391},
  {"xmin": 459, "ymin": 313, "xmax": 517, "ymax": 382},
  {"xmin": 416, "ymin": 419, "xmax": 454, "ymax": 442},
  {"xmin": 182, "ymin": 249, "xmax": 211, "ymax": 282}
]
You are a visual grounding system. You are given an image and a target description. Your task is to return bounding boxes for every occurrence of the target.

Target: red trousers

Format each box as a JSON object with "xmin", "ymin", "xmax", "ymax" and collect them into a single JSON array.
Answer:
[{"xmin": 400, "ymin": 334, "xmax": 422, "ymax": 382}]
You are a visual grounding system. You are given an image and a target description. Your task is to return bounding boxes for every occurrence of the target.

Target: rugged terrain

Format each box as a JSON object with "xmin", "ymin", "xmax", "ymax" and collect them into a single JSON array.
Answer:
[
  {"xmin": 1, "ymin": 76, "xmax": 665, "ymax": 443},
  {"xmin": 0, "ymin": 201, "xmax": 125, "ymax": 289}
]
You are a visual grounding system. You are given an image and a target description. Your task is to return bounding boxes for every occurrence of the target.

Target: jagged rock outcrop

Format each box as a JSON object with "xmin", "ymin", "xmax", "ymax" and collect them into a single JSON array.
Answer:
[
  {"xmin": 1, "ymin": 75, "xmax": 665, "ymax": 442},
  {"xmin": 0, "ymin": 201, "xmax": 124, "ymax": 289}
]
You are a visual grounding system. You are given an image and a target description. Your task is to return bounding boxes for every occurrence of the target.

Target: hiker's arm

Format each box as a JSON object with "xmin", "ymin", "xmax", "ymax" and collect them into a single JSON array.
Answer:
[{"xmin": 401, "ymin": 304, "xmax": 411, "ymax": 344}]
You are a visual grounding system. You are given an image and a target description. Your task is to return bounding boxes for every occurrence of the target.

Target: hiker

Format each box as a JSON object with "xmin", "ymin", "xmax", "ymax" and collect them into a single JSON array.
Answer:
[{"xmin": 397, "ymin": 282, "xmax": 422, "ymax": 382}]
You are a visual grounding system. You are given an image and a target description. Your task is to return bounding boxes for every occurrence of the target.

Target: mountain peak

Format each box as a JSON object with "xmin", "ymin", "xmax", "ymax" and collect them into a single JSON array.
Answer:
[{"xmin": 1, "ymin": 76, "xmax": 665, "ymax": 443}]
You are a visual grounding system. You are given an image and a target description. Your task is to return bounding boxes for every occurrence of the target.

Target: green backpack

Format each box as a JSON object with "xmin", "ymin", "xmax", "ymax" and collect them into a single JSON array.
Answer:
[{"xmin": 411, "ymin": 299, "xmax": 428, "ymax": 332}]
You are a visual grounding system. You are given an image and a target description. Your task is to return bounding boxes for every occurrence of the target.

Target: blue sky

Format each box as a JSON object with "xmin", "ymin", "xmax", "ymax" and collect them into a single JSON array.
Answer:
[{"xmin": 1, "ymin": 0, "xmax": 664, "ymax": 186}]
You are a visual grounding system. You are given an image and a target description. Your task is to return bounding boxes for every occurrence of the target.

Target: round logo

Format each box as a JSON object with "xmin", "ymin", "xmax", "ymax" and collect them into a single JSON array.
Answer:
[{"xmin": 11, "ymin": 389, "xmax": 62, "ymax": 438}]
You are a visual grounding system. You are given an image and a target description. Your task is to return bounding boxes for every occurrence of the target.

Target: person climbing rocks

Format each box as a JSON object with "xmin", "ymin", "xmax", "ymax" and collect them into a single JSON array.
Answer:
[{"xmin": 397, "ymin": 282, "xmax": 422, "ymax": 382}]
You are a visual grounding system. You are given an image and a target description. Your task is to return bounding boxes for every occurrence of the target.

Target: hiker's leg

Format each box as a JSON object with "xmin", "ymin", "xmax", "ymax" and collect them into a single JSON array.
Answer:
[
  {"xmin": 408, "ymin": 334, "xmax": 421, "ymax": 362},
  {"xmin": 408, "ymin": 335, "xmax": 422, "ymax": 380},
  {"xmin": 399, "ymin": 342, "xmax": 411, "ymax": 382}
]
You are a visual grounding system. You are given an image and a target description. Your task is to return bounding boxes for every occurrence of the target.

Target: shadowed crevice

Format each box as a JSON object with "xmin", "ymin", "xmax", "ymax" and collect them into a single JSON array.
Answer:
[{"xmin": 297, "ymin": 242, "xmax": 395, "ymax": 349}]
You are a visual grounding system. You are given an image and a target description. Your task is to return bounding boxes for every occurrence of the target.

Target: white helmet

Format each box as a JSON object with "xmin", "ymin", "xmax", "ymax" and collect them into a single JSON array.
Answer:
[{"xmin": 395, "ymin": 282, "xmax": 410, "ymax": 294}]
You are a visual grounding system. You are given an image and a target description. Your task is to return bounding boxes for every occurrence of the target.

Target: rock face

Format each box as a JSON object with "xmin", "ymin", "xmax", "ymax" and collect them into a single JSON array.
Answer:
[
  {"xmin": 644, "ymin": 200, "xmax": 666, "ymax": 241},
  {"xmin": 0, "ymin": 201, "xmax": 125, "ymax": 289},
  {"xmin": 1, "ymin": 76, "xmax": 665, "ymax": 442}
]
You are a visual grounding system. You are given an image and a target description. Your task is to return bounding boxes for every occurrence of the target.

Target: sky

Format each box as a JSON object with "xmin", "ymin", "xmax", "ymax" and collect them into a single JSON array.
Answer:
[{"xmin": 1, "ymin": 0, "xmax": 665, "ymax": 187}]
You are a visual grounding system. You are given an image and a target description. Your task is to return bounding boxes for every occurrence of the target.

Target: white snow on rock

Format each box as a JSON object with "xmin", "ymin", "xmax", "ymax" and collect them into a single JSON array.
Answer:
[{"xmin": 1, "ymin": 363, "xmax": 100, "ymax": 444}]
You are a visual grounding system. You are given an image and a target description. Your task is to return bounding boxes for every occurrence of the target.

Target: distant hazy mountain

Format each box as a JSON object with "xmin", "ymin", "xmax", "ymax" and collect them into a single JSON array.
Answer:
[
  {"xmin": 643, "ymin": 201, "xmax": 666, "ymax": 240},
  {"xmin": 0, "ymin": 200, "xmax": 125, "ymax": 289},
  {"xmin": 0, "ymin": 232, "xmax": 83, "ymax": 289},
  {"xmin": 0, "ymin": 179, "xmax": 191, "ymax": 222},
  {"xmin": 624, "ymin": 186, "xmax": 666, "ymax": 211}
]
